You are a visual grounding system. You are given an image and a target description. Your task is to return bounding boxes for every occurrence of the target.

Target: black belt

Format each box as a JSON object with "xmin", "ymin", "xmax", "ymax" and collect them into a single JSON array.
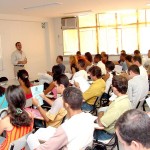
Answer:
[{"xmin": 14, "ymin": 65, "xmax": 24, "ymax": 67}]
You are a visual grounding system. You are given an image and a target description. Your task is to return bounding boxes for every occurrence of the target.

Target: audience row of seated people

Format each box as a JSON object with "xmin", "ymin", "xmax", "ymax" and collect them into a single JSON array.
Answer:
[{"xmin": 0, "ymin": 49, "xmax": 150, "ymax": 150}]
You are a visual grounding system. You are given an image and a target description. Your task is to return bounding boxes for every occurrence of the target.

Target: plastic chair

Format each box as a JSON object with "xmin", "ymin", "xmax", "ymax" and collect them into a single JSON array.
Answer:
[{"xmin": 8, "ymin": 131, "xmax": 32, "ymax": 150}]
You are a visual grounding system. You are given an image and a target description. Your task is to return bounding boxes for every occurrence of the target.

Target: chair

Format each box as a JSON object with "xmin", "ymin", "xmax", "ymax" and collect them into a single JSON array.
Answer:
[
  {"xmin": 92, "ymin": 133, "xmax": 119, "ymax": 150},
  {"xmin": 89, "ymin": 91, "xmax": 111, "ymax": 116},
  {"xmin": 8, "ymin": 131, "xmax": 32, "ymax": 150},
  {"xmin": 136, "ymin": 95, "xmax": 148, "ymax": 111}
]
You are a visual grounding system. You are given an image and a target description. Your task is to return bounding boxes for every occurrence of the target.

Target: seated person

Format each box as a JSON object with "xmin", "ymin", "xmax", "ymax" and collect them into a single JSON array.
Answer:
[
  {"xmin": 56, "ymin": 55, "xmax": 66, "ymax": 73},
  {"xmin": 32, "ymin": 74, "xmax": 68, "ymax": 128},
  {"xmin": 71, "ymin": 59, "xmax": 88, "ymax": 83},
  {"xmin": 0, "ymin": 86, "xmax": 8, "ymax": 109},
  {"xmin": 103, "ymin": 61, "xmax": 116, "ymax": 97},
  {"xmin": 27, "ymin": 87, "xmax": 95, "ymax": 150},
  {"xmin": 132, "ymin": 55, "xmax": 148, "ymax": 80},
  {"xmin": 125, "ymin": 55, "xmax": 133, "ymax": 69},
  {"xmin": 81, "ymin": 66, "xmax": 106, "ymax": 111},
  {"xmin": 0, "ymin": 85, "xmax": 33, "ymax": 149},
  {"xmin": 115, "ymin": 109, "xmax": 150, "ymax": 150},
  {"xmin": 17, "ymin": 69, "xmax": 32, "ymax": 99},
  {"xmin": 94, "ymin": 75, "xmax": 131, "ymax": 141},
  {"xmin": 102, "ymin": 53, "xmax": 109, "ymax": 64},
  {"xmin": 84, "ymin": 52, "xmax": 93, "ymax": 71},
  {"xmin": 44, "ymin": 65, "xmax": 62, "ymax": 96},
  {"xmin": 127, "ymin": 65, "xmax": 149, "ymax": 109},
  {"xmin": 69, "ymin": 55, "xmax": 78, "ymax": 75},
  {"xmin": 94, "ymin": 54, "xmax": 106, "ymax": 75}
]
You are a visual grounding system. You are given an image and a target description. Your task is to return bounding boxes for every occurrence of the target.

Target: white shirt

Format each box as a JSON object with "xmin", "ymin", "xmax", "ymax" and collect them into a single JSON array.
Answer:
[
  {"xmin": 11, "ymin": 50, "xmax": 26, "ymax": 65},
  {"xmin": 97, "ymin": 61, "xmax": 106, "ymax": 75},
  {"xmin": 34, "ymin": 112, "xmax": 95, "ymax": 150},
  {"xmin": 139, "ymin": 65, "xmax": 148, "ymax": 80},
  {"xmin": 71, "ymin": 70, "xmax": 88, "ymax": 82},
  {"xmin": 128, "ymin": 75, "xmax": 149, "ymax": 109},
  {"xmin": 105, "ymin": 72, "xmax": 113, "ymax": 93}
]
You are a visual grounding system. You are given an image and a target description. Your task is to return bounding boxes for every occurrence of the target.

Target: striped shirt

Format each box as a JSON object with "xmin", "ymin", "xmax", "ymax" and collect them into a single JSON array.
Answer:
[{"xmin": 0, "ymin": 122, "xmax": 33, "ymax": 150}]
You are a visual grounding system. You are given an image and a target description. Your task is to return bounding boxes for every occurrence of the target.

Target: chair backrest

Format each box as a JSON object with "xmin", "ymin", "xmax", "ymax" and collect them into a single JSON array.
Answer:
[
  {"xmin": 25, "ymin": 98, "xmax": 33, "ymax": 108},
  {"xmin": 93, "ymin": 133, "xmax": 119, "ymax": 150},
  {"xmin": 8, "ymin": 131, "xmax": 32, "ymax": 150},
  {"xmin": 89, "ymin": 94, "xmax": 104, "ymax": 115}
]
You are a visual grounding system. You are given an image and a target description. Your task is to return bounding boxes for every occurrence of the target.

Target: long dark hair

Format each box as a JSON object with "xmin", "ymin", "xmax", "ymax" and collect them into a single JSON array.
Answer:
[
  {"xmin": 5, "ymin": 85, "xmax": 32, "ymax": 127},
  {"xmin": 17, "ymin": 69, "xmax": 30, "ymax": 88}
]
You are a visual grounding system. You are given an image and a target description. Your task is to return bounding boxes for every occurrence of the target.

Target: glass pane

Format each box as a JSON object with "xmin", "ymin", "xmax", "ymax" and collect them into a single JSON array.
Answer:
[
  {"xmin": 98, "ymin": 28, "xmax": 117, "ymax": 55},
  {"xmin": 139, "ymin": 26, "xmax": 150, "ymax": 54},
  {"xmin": 63, "ymin": 29, "xmax": 79, "ymax": 55},
  {"xmin": 79, "ymin": 28, "xmax": 97, "ymax": 54},
  {"xmin": 117, "ymin": 10, "xmax": 137, "ymax": 25},
  {"xmin": 121, "ymin": 26, "xmax": 138, "ymax": 54},
  {"xmin": 79, "ymin": 14, "xmax": 96, "ymax": 27},
  {"xmin": 98, "ymin": 13, "xmax": 116, "ymax": 27},
  {"xmin": 138, "ymin": 10, "xmax": 146, "ymax": 23},
  {"xmin": 146, "ymin": 9, "xmax": 150, "ymax": 22}
]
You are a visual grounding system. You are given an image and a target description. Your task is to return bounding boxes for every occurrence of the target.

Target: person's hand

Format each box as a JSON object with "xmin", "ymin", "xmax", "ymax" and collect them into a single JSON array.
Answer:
[
  {"xmin": 32, "ymin": 97, "xmax": 39, "ymax": 107},
  {"xmin": 74, "ymin": 81, "xmax": 80, "ymax": 88},
  {"xmin": 24, "ymin": 58, "xmax": 27, "ymax": 64},
  {"xmin": 40, "ymin": 92, "xmax": 46, "ymax": 100},
  {"xmin": 47, "ymin": 71, "xmax": 52, "ymax": 76}
]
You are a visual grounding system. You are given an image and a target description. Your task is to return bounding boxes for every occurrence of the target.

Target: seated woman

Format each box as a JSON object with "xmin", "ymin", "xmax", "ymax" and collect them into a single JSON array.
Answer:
[
  {"xmin": 0, "ymin": 86, "xmax": 8, "ymax": 109},
  {"xmin": 44, "ymin": 65, "xmax": 62, "ymax": 97},
  {"xmin": 69, "ymin": 55, "xmax": 78, "ymax": 75},
  {"xmin": 84, "ymin": 52, "xmax": 93, "ymax": 71},
  {"xmin": 17, "ymin": 69, "xmax": 32, "ymax": 99},
  {"xmin": 0, "ymin": 85, "xmax": 33, "ymax": 149}
]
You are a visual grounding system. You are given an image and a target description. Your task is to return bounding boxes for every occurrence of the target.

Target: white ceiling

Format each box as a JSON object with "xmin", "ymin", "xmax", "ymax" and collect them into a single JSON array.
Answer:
[{"xmin": 0, "ymin": 0, "xmax": 149, "ymax": 18}]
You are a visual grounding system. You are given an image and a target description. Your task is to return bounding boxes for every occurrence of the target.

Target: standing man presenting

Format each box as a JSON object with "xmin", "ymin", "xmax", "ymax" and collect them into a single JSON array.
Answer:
[{"xmin": 11, "ymin": 42, "xmax": 27, "ymax": 77}]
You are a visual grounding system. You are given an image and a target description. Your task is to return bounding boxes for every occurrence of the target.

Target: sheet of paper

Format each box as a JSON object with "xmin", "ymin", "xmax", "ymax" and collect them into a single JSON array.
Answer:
[
  {"xmin": 31, "ymin": 84, "xmax": 44, "ymax": 106},
  {"xmin": 74, "ymin": 76, "xmax": 90, "ymax": 93},
  {"xmin": 34, "ymin": 126, "xmax": 56, "ymax": 142},
  {"xmin": 114, "ymin": 65, "xmax": 122, "ymax": 74}
]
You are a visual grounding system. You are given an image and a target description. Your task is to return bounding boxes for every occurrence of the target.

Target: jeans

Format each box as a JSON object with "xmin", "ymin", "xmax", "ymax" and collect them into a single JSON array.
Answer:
[
  {"xmin": 81, "ymin": 102, "xmax": 93, "ymax": 112},
  {"xmin": 94, "ymin": 130, "xmax": 113, "ymax": 141}
]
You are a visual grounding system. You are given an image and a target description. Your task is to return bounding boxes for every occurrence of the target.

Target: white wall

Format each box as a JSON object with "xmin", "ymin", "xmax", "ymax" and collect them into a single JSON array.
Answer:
[{"xmin": 0, "ymin": 14, "xmax": 56, "ymax": 80}]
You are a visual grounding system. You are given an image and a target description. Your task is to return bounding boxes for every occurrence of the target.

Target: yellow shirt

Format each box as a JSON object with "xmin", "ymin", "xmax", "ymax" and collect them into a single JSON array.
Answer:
[
  {"xmin": 83, "ymin": 78, "xmax": 106, "ymax": 105},
  {"xmin": 101, "ymin": 95, "xmax": 131, "ymax": 133},
  {"xmin": 46, "ymin": 96, "xmax": 67, "ymax": 128}
]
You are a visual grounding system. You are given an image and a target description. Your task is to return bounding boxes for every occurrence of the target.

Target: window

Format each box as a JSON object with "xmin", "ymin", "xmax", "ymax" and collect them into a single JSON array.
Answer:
[
  {"xmin": 63, "ymin": 29, "xmax": 78, "ymax": 55},
  {"xmin": 63, "ymin": 9, "xmax": 150, "ymax": 55},
  {"xmin": 79, "ymin": 28, "xmax": 97, "ymax": 54}
]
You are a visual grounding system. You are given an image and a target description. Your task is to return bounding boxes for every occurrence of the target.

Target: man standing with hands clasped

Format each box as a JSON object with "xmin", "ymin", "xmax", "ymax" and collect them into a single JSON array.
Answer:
[{"xmin": 11, "ymin": 42, "xmax": 27, "ymax": 77}]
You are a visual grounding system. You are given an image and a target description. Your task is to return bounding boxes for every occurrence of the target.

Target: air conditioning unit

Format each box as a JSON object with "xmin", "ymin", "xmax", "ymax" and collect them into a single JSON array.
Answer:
[{"xmin": 61, "ymin": 17, "xmax": 77, "ymax": 29}]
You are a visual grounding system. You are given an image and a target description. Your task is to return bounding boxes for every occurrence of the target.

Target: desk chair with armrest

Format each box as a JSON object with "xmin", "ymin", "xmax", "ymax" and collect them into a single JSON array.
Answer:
[
  {"xmin": 8, "ymin": 131, "xmax": 32, "ymax": 150},
  {"xmin": 89, "ymin": 86, "xmax": 112, "ymax": 116},
  {"xmin": 92, "ymin": 133, "xmax": 119, "ymax": 150}
]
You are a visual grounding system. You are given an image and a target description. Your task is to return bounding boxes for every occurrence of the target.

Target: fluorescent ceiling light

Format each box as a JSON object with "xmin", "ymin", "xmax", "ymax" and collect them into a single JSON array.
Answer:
[
  {"xmin": 24, "ymin": 2, "xmax": 62, "ymax": 10},
  {"xmin": 64, "ymin": 10, "xmax": 93, "ymax": 16}
]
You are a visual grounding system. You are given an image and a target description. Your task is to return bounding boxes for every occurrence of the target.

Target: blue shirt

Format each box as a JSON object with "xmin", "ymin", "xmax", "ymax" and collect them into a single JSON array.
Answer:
[{"xmin": 0, "ymin": 94, "xmax": 8, "ymax": 109}]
